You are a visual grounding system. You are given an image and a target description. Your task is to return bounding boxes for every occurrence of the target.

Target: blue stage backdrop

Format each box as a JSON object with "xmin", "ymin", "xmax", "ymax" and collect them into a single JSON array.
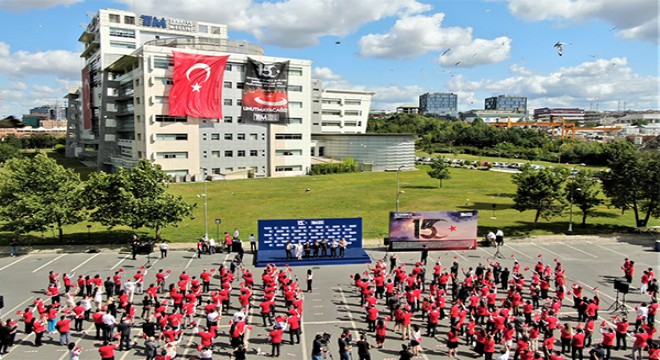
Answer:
[{"xmin": 258, "ymin": 217, "xmax": 363, "ymax": 251}]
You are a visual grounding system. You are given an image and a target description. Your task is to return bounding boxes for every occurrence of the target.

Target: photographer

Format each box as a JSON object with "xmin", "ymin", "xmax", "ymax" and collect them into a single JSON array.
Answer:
[
  {"xmin": 312, "ymin": 333, "xmax": 326, "ymax": 360},
  {"xmin": 338, "ymin": 329, "xmax": 353, "ymax": 360},
  {"xmin": 356, "ymin": 333, "xmax": 374, "ymax": 360}
]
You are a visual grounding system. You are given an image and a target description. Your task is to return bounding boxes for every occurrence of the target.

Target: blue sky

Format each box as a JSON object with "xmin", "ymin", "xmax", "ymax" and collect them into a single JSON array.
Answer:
[{"xmin": 0, "ymin": 0, "xmax": 657, "ymax": 118}]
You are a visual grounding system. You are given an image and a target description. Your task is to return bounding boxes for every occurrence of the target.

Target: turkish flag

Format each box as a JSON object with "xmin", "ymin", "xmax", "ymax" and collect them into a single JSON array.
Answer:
[{"xmin": 169, "ymin": 51, "xmax": 229, "ymax": 119}]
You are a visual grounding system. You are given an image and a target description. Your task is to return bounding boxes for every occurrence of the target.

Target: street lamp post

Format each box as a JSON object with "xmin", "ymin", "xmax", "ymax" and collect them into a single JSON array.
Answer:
[
  {"xmin": 215, "ymin": 219, "xmax": 221, "ymax": 240},
  {"xmin": 568, "ymin": 184, "xmax": 581, "ymax": 233},
  {"xmin": 396, "ymin": 165, "xmax": 405, "ymax": 212},
  {"xmin": 198, "ymin": 169, "xmax": 209, "ymax": 239}
]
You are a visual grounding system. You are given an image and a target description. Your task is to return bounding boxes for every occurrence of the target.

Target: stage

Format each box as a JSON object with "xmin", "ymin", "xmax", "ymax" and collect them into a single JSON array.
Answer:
[{"xmin": 254, "ymin": 248, "xmax": 372, "ymax": 267}]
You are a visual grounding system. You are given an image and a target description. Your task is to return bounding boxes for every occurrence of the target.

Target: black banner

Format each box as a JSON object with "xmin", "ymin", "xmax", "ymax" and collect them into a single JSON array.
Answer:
[{"xmin": 241, "ymin": 58, "xmax": 289, "ymax": 124}]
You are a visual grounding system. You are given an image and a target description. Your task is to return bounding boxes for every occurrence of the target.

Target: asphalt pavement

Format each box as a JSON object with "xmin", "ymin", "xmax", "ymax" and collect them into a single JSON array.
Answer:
[{"xmin": 0, "ymin": 236, "xmax": 657, "ymax": 360}]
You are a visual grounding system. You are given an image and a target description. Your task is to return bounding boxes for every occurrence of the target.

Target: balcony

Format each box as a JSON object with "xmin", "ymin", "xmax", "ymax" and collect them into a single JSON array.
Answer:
[{"xmin": 110, "ymin": 156, "xmax": 138, "ymax": 169}]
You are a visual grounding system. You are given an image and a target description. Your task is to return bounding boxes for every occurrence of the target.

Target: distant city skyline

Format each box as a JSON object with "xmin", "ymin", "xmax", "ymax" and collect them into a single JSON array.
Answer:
[{"xmin": 0, "ymin": 0, "xmax": 657, "ymax": 118}]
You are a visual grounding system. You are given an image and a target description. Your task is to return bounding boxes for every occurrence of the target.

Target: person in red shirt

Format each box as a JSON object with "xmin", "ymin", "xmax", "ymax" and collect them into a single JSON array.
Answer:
[
  {"xmin": 600, "ymin": 326, "xmax": 615, "ymax": 360},
  {"xmin": 614, "ymin": 316, "xmax": 629, "ymax": 350},
  {"xmin": 375, "ymin": 319, "xmax": 387, "ymax": 348},
  {"xmin": 366, "ymin": 305, "xmax": 378, "ymax": 332},
  {"xmin": 33, "ymin": 319, "xmax": 45, "ymax": 346},
  {"xmin": 571, "ymin": 327, "xmax": 585, "ymax": 360},
  {"xmin": 632, "ymin": 328, "xmax": 648, "ymax": 360},
  {"xmin": 447, "ymin": 326, "xmax": 459, "ymax": 358},
  {"xmin": 483, "ymin": 334, "xmax": 496, "ymax": 360},
  {"xmin": 427, "ymin": 308, "xmax": 440, "ymax": 337},
  {"xmin": 269, "ymin": 325, "xmax": 283, "ymax": 357},
  {"xmin": 196, "ymin": 326, "xmax": 215, "ymax": 350},
  {"xmin": 98, "ymin": 340, "xmax": 118, "ymax": 360},
  {"xmin": 56, "ymin": 315, "xmax": 72, "ymax": 346},
  {"xmin": 287, "ymin": 314, "xmax": 301, "ymax": 344}
]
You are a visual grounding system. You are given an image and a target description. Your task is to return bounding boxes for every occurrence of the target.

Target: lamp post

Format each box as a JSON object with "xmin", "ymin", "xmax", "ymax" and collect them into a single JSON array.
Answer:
[
  {"xmin": 568, "ymin": 184, "xmax": 581, "ymax": 233},
  {"xmin": 198, "ymin": 169, "xmax": 209, "ymax": 239},
  {"xmin": 396, "ymin": 165, "xmax": 405, "ymax": 212},
  {"xmin": 87, "ymin": 225, "xmax": 91, "ymax": 242}
]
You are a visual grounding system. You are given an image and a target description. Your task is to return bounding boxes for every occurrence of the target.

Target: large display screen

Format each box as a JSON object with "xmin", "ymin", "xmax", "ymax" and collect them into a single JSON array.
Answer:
[
  {"xmin": 388, "ymin": 211, "xmax": 478, "ymax": 250},
  {"xmin": 258, "ymin": 218, "xmax": 362, "ymax": 251}
]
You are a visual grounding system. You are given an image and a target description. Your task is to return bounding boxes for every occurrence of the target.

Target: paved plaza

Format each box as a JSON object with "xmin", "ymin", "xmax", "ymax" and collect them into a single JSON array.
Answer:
[{"xmin": 0, "ymin": 236, "xmax": 658, "ymax": 360}]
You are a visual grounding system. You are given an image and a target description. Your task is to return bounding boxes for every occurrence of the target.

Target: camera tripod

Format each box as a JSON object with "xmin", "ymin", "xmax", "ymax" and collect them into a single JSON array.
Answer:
[
  {"xmin": 322, "ymin": 346, "xmax": 334, "ymax": 360},
  {"xmin": 144, "ymin": 252, "xmax": 153, "ymax": 269},
  {"xmin": 607, "ymin": 290, "xmax": 628, "ymax": 315},
  {"xmin": 493, "ymin": 243, "xmax": 504, "ymax": 259}
]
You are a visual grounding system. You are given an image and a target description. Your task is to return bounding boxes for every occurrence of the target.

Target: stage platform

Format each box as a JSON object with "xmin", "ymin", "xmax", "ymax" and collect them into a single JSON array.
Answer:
[{"xmin": 255, "ymin": 248, "xmax": 372, "ymax": 267}]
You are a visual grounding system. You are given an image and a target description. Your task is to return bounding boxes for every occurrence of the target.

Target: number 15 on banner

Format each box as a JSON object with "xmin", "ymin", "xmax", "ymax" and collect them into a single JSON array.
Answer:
[{"xmin": 413, "ymin": 218, "xmax": 450, "ymax": 240}]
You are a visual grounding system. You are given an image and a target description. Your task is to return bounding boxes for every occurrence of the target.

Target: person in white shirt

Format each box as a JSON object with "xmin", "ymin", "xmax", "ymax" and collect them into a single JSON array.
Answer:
[
  {"xmin": 208, "ymin": 238, "xmax": 216, "ymax": 254},
  {"xmin": 160, "ymin": 241, "xmax": 168, "ymax": 258},
  {"xmin": 101, "ymin": 311, "xmax": 116, "ymax": 341},
  {"xmin": 495, "ymin": 229, "xmax": 504, "ymax": 245},
  {"xmin": 123, "ymin": 280, "xmax": 135, "ymax": 303}
]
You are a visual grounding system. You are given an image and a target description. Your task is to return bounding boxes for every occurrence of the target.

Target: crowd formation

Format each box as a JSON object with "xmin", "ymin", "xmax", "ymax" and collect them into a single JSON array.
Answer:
[
  {"xmin": 0, "ymin": 245, "xmax": 658, "ymax": 360},
  {"xmin": 338, "ymin": 253, "xmax": 659, "ymax": 360}
]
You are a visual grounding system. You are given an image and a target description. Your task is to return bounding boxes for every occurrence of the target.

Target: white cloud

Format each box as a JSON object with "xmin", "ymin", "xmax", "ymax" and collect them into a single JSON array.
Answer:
[
  {"xmin": 507, "ymin": 0, "xmax": 659, "ymax": 43},
  {"xmin": 312, "ymin": 67, "xmax": 343, "ymax": 81},
  {"xmin": 117, "ymin": 0, "xmax": 429, "ymax": 48},
  {"xmin": 0, "ymin": 0, "xmax": 83, "ymax": 11},
  {"xmin": 0, "ymin": 42, "xmax": 81, "ymax": 79},
  {"xmin": 358, "ymin": 13, "xmax": 511, "ymax": 67},
  {"xmin": 447, "ymin": 57, "xmax": 660, "ymax": 110}
]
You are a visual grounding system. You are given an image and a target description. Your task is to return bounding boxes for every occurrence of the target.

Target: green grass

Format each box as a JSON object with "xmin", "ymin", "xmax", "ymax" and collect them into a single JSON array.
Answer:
[{"xmin": 10, "ymin": 165, "xmax": 645, "ymax": 245}]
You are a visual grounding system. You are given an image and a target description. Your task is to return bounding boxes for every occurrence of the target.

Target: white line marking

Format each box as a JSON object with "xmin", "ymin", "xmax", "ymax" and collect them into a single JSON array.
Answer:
[
  {"xmin": 70, "ymin": 253, "xmax": 101, "ymax": 273},
  {"xmin": 185, "ymin": 254, "xmax": 195, "ymax": 269},
  {"xmin": 0, "ymin": 255, "xmax": 31, "ymax": 271},
  {"xmin": 32, "ymin": 254, "xmax": 66, "ymax": 273},
  {"xmin": 478, "ymin": 247, "xmax": 494, "ymax": 257},
  {"xmin": 563, "ymin": 243, "xmax": 597, "ymax": 258},
  {"xmin": 504, "ymin": 244, "xmax": 533, "ymax": 259},
  {"xmin": 0, "ymin": 296, "xmax": 33, "ymax": 321},
  {"xmin": 111, "ymin": 254, "xmax": 131, "ymax": 270},
  {"xmin": 452, "ymin": 251, "xmax": 468, "ymax": 261},
  {"xmin": 531, "ymin": 243, "xmax": 562, "ymax": 257}
]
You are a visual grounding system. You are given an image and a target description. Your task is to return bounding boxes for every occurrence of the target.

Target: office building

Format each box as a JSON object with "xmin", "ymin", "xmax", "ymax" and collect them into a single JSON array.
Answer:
[
  {"xmin": 484, "ymin": 95, "xmax": 527, "ymax": 114},
  {"xmin": 419, "ymin": 92, "xmax": 457, "ymax": 117}
]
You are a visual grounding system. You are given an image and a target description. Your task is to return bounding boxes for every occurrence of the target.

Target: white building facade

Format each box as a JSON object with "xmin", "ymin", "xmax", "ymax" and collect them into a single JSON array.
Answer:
[{"xmin": 73, "ymin": 9, "xmax": 316, "ymax": 178}]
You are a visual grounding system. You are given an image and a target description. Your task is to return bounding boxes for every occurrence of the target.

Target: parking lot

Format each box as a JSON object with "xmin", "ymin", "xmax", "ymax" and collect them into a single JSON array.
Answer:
[{"xmin": 0, "ymin": 237, "xmax": 657, "ymax": 359}]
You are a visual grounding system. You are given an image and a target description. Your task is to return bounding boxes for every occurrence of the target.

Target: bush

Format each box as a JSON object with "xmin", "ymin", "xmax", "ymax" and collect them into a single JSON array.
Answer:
[
  {"xmin": 310, "ymin": 158, "xmax": 360, "ymax": 175},
  {"xmin": 54, "ymin": 144, "xmax": 66, "ymax": 154}
]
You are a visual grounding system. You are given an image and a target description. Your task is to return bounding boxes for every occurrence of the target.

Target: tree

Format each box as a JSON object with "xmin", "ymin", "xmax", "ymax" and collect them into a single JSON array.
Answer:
[
  {"xmin": 0, "ymin": 143, "xmax": 22, "ymax": 163},
  {"xmin": 0, "ymin": 152, "xmax": 86, "ymax": 241},
  {"xmin": 84, "ymin": 159, "xmax": 194, "ymax": 238},
  {"xmin": 512, "ymin": 164, "xmax": 567, "ymax": 225},
  {"xmin": 601, "ymin": 142, "xmax": 660, "ymax": 227},
  {"xmin": 427, "ymin": 158, "xmax": 451, "ymax": 188},
  {"xmin": 565, "ymin": 170, "xmax": 603, "ymax": 228}
]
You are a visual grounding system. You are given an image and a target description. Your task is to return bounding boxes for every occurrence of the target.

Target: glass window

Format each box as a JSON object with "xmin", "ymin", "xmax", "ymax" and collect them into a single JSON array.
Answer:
[
  {"xmin": 236, "ymin": 82, "xmax": 244, "ymax": 89},
  {"xmin": 288, "ymin": 68, "xmax": 303, "ymax": 76},
  {"xmin": 237, "ymin": 133, "xmax": 245, "ymax": 140},
  {"xmin": 211, "ymin": 133, "xmax": 220, "ymax": 140},
  {"xmin": 289, "ymin": 101, "xmax": 302, "ymax": 108},
  {"xmin": 224, "ymin": 133, "xmax": 232, "ymax": 140},
  {"xmin": 287, "ymin": 85, "xmax": 302, "ymax": 92},
  {"xmin": 223, "ymin": 116, "xmax": 232, "ymax": 123},
  {"xmin": 288, "ymin": 117, "xmax": 302, "ymax": 124},
  {"xmin": 223, "ymin": 99, "xmax": 232, "ymax": 106},
  {"xmin": 198, "ymin": 24, "xmax": 208, "ymax": 33},
  {"xmin": 156, "ymin": 152, "xmax": 188, "ymax": 159},
  {"xmin": 223, "ymin": 81, "xmax": 232, "ymax": 89},
  {"xmin": 155, "ymin": 133, "xmax": 188, "ymax": 141},
  {"xmin": 109, "ymin": 28, "xmax": 135, "ymax": 38},
  {"xmin": 276, "ymin": 149, "xmax": 302, "ymax": 156},
  {"xmin": 237, "ymin": 150, "xmax": 246, "ymax": 157},
  {"xmin": 275, "ymin": 165, "xmax": 302, "ymax": 172},
  {"xmin": 250, "ymin": 133, "xmax": 258, "ymax": 140},
  {"xmin": 110, "ymin": 41, "xmax": 136, "ymax": 49},
  {"xmin": 109, "ymin": 14, "xmax": 120, "ymax": 23},
  {"xmin": 236, "ymin": 99, "xmax": 242, "ymax": 106},
  {"xmin": 124, "ymin": 16, "xmax": 135, "ymax": 24},
  {"xmin": 224, "ymin": 150, "xmax": 233, "ymax": 157},
  {"xmin": 154, "ymin": 115, "xmax": 187, "ymax": 122},
  {"xmin": 211, "ymin": 151, "xmax": 220, "ymax": 158},
  {"xmin": 250, "ymin": 150, "xmax": 258, "ymax": 157},
  {"xmin": 274, "ymin": 133, "xmax": 302, "ymax": 140}
]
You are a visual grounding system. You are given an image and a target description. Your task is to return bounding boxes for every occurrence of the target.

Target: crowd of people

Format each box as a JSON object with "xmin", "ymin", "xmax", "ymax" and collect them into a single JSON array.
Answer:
[
  {"xmin": 0, "ymin": 242, "xmax": 659, "ymax": 360},
  {"xmin": 340, "ymin": 253, "xmax": 659, "ymax": 360}
]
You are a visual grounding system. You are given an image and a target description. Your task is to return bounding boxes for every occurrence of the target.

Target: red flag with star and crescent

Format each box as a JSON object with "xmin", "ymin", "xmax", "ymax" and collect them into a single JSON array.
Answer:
[{"xmin": 169, "ymin": 51, "xmax": 229, "ymax": 119}]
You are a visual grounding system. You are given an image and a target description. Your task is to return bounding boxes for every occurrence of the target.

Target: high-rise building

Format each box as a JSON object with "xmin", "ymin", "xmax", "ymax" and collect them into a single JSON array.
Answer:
[
  {"xmin": 419, "ymin": 92, "xmax": 457, "ymax": 117},
  {"xmin": 484, "ymin": 95, "xmax": 527, "ymax": 114},
  {"xmin": 70, "ymin": 8, "xmax": 380, "ymax": 179}
]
